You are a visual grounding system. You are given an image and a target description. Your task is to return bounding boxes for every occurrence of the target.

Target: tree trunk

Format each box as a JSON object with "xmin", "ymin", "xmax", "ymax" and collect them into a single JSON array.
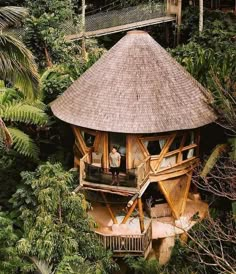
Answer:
[{"xmin": 199, "ymin": 0, "xmax": 203, "ymax": 32}]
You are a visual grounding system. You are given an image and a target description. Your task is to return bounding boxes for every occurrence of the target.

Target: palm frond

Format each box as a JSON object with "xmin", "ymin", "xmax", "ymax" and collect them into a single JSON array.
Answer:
[
  {"xmin": 0, "ymin": 33, "xmax": 39, "ymax": 99},
  {"xmin": 200, "ymin": 144, "xmax": 228, "ymax": 178},
  {"xmin": 7, "ymin": 127, "xmax": 39, "ymax": 159},
  {"xmin": 0, "ymin": 101, "xmax": 48, "ymax": 126},
  {"xmin": 0, "ymin": 6, "xmax": 28, "ymax": 29},
  {"xmin": 29, "ymin": 257, "xmax": 53, "ymax": 274},
  {"xmin": 0, "ymin": 86, "xmax": 23, "ymax": 104}
]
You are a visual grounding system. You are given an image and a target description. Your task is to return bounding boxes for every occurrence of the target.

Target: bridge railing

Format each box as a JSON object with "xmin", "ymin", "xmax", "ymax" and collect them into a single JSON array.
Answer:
[
  {"xmin": 84, "ymin": 2, "xmax": 166, "ymax": 32},
  {"xmin": 65, "ymin": 2, "xmax": 166, "ymax": 35}
]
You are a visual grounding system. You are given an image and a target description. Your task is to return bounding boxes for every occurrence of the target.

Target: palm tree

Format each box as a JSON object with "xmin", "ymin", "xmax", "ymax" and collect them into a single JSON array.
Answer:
[
  {"xmin": 0, "ymin": 6, "xmax": 42, "ymax": 154},
  {"xmin": 0, "ymin": 6, "xmax": 39, "ymax": 99}
]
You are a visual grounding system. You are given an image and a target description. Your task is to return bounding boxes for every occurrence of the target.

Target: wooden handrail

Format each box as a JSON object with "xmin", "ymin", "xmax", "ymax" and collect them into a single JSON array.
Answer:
[
  {"xmin": 136, "ymin": 156, "xmax": 151, "ymax": 188},
  {"xmin": 95, "ymin": 220, "xmax": 152, "ymax": 254},
  {"xmin": 80, "ymin": 153, "xmax": 90, "ymax": 185}
]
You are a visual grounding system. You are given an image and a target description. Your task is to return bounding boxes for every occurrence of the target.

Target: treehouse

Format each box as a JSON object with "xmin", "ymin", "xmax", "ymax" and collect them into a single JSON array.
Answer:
[{"xmin": 51, "ymin": 31, "xmax": 216, "ymax": 261}]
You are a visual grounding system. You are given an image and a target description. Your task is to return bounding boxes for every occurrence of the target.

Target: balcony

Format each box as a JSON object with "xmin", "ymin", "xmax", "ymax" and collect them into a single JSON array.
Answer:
[
  {"xmin": 80, "ymin": 153, "xmax": 151, "ymax": 194},
  {"xmin": 96, "ymin": 220, "xmax": 152, "ymax": 257}
]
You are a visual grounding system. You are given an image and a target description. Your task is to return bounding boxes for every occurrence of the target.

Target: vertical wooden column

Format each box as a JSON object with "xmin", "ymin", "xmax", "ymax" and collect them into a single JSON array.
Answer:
[
  {"xmin": 103, "ymin": 132, "xmax": 109, "ymax": 172},
  {"xmin": 138, "ymin": 198, "xmax": 145, "ymax": 233},
  {"xmin": 126, "ymin": 134, "xmax": 133, "ymax": 170},
  {"xmin": 195, "ymin": 129, "xmax": 201, "ymax": 157}
]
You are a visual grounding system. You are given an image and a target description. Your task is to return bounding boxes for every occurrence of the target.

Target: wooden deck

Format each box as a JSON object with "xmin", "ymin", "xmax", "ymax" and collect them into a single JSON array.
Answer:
[
  {"xmin": 66, "ymin": 16, "xmax": 175, "ymax": 41},
  {"xmin": 96, "ymin": 220, "xmax": 152, "ymax": 257}
]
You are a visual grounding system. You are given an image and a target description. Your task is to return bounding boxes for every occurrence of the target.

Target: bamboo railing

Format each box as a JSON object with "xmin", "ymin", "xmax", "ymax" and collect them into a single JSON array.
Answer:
[
  {"xmin": 136, "ymin": 156, "xmax": 151, "ymax": 188},
  {"xmin": 79, "ymin": 153, "xmax": 90, "ymax": 185},
  {"xmin": 96, "ymin": 220, "xmax": 152, "ymax": 256}
]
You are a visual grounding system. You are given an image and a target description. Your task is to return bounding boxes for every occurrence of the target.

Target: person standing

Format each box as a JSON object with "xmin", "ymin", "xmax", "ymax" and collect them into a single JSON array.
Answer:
[{"xmin": 109, "ymin": 146, "xmax": 121, "ymax": 185}]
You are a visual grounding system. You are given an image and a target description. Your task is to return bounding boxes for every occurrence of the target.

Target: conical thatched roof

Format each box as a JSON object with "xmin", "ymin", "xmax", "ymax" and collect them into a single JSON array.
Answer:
[{"xmin": 51, "ymin": 30, "xmax": 216, "ymax": 133}]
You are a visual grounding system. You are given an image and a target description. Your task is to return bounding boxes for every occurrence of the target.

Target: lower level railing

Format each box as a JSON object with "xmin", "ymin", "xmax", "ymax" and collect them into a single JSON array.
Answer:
[{"xmin": 96, "ymin": 221, "xmax": 152, "ymax": 256}]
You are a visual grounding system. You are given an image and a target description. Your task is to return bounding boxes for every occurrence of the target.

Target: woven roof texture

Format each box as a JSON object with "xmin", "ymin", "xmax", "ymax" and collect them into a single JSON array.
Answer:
[{"xmin": 51, "ymin": 30, "xmax": 216, "ymax": 133}]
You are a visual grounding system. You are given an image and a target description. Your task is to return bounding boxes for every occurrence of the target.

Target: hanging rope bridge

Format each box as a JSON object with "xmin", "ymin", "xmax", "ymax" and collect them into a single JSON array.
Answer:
[{"xmin": 66, "ymin": 1, "xmax": 176, "ymax": 41}]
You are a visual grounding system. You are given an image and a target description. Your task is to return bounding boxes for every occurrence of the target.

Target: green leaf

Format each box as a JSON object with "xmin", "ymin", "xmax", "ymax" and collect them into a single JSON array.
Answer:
[{"xmin": 7, "ymin": 127, "xmax": 39, "ymax": 160}]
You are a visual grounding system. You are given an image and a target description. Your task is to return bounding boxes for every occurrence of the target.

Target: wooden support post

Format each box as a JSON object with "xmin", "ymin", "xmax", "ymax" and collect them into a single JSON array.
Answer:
[
  {"xmin": 138, "ymin": 198, "xmax": 145, "ymax": 233},
  {"xmin": 72, "ymin": 126, "xmax": 87, "ymax": 156},
  {"xmin": 93, "ymin": 131, "xmax": 101, "ymax": 152},
  {"xmin": 177, "ymin": 133, "xmax": 187, "ymax": 163},
  {"xmin": 103, "ymin": 132, "xmax": 109, "ymax": 171},
  {"xmin": 121, "ymin": 199, "xmax": 138, "ymax": 224},
  {"xmin": 126, "ymin": 134, "xmax": 133, "ymax": 170},
  {"xmin": 195, "ymin": 129, "xmax": 201, "ymax": 157},
  {"xmin": 101, "ymin": 192, "xmax": 118, "ymax": 224}
]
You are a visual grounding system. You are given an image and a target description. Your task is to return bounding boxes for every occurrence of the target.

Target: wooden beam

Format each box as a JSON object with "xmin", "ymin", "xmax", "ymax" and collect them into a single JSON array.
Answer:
[
  {"xmin": 177, "ymin": 133, "xmax": 187, "ymax": 163},
  {"xmin": 103, "ymin": 132, "xmax": 109, "ymax": 171},
  {"xmin": 127, "ymin": 193, "xmax": 139, "ymax": 207},
  {"xmin": 180, "ymin": 171, "xmax": 193, "ymax": 215},
  {"xmin": 136, "ymin": 136, "xmax": 149, "ymax": 158},
  {"xmin": 138, "ymin": 198, "xmax": 145, "ymax": 233},
  {"xmin": 101, "ymin": 192, "xmax": 118, "ymax": 224},
  {"xmin": 94, "ymin": 131, "xmax": 101, "ymax": 152},
  {"xmin": 195, "ymin": 129, "xmax": 201, "ymax": 157},
  {"xmin": 72, "ymin": 126, "xmax": 87, "ymax": 155},
  {"xmin": 121, "ymin": 199, "xmax": 138, "ymax": 224},
  {"xmin": 154, "ymin": 133, "xmax": 176, "ymax": 172},
  {"xmin": 126, "ymin": 134, "xmax": 133, "ymax": 170}
]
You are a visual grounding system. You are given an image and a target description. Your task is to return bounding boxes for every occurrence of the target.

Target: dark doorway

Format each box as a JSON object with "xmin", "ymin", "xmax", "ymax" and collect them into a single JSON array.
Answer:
[{"xmin": 109, "ymin": 133, "xmax": 126, "ymax": 172}]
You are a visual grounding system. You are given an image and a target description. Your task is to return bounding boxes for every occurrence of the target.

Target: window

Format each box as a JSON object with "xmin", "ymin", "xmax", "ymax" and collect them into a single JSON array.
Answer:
[
  {"xmin": 81, "ymin": 131, "xmax": 96, "ymax": 147},
  {"xmin": 169, "ymin": 135, "xmax": 183, "ymax": 151},
  {"xmin": 142, "ymin": 138, "xmax": 167, "ymax": 155}
]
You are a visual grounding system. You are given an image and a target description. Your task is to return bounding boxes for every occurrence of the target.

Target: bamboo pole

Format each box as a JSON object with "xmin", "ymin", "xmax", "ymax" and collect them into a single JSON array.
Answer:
[
  {"xmin": 127, "ymin": 193, "xmax": 139, "ymax": 207},
  {"xmin": 138, "ymin": 198, "xmax": 145, "ymax": 233}
]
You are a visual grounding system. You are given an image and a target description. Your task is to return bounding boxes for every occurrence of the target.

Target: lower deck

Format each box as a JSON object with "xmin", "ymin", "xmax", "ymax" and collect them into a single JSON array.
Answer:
[{"xmin": 89, "ymin": 197, "xmax": 208, "ymax": 257}]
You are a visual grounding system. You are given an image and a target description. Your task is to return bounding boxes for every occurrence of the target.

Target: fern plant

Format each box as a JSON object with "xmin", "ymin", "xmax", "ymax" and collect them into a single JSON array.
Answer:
[{"xmin": 0, "ymin": 84, "xmax": 48, "ymax": 159}]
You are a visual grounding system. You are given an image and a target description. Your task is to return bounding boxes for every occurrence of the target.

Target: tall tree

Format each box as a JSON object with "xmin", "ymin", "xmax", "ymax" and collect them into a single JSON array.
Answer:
[
  {"xmin": 199, "ymin": 0, "xmax": 203, "ymax": 32},
  {"xmin": 10, "ymin": 162, "xmax": 117, "ymax": 273}
]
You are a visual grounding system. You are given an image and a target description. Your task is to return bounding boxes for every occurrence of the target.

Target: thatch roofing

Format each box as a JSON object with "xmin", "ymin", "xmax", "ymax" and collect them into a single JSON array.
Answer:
[{"xmin": 51, "ymin": 30, "xmax": 216, "ymax": 133}]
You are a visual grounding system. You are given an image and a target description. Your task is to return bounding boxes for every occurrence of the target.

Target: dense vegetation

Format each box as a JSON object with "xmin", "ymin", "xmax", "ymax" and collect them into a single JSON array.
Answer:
[{"xmin": 0, "ymin": 0, "xmax": 235, "ymax": 273}]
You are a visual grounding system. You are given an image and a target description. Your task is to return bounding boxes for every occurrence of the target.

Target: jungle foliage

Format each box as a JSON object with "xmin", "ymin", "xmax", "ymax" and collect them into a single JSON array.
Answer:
[
  {"xmin": 0, "ymin": 2, "xmax": 235, "ymax": 274},
  {"xmin": 0, "ymin": 162, "xmax": 117, "ymax": 273}
]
